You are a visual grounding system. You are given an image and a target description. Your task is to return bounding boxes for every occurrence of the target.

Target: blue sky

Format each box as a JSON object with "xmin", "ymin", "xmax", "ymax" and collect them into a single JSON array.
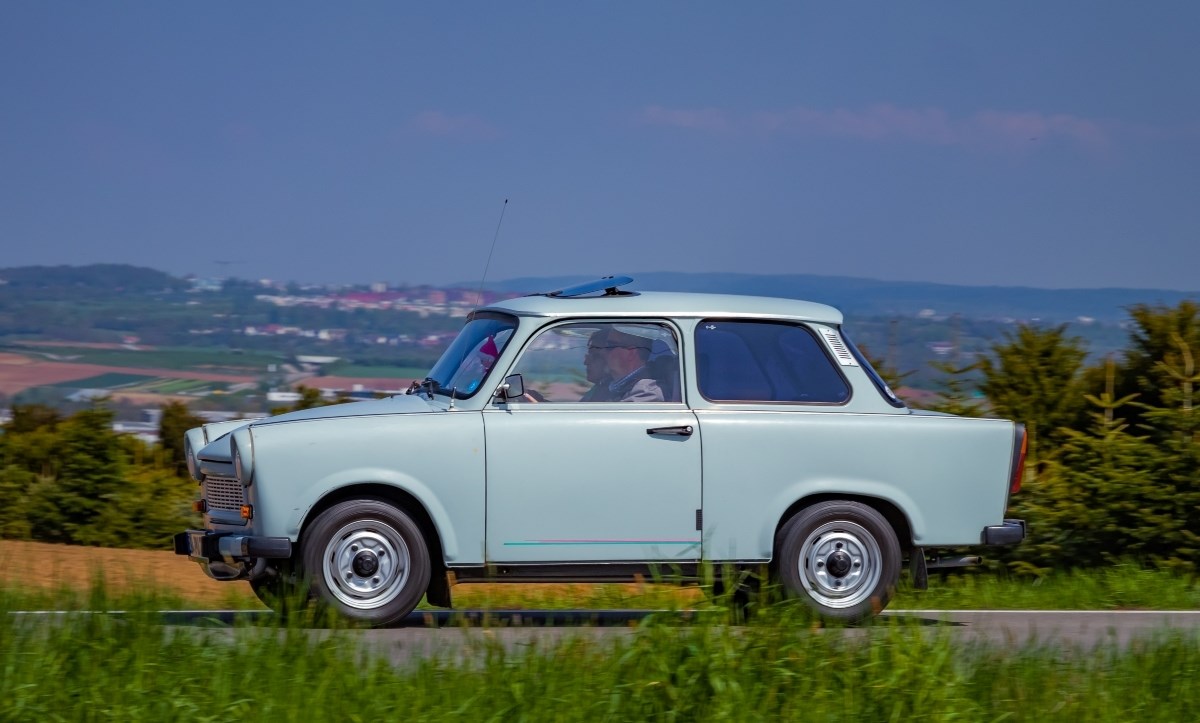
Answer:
[{"xmin": 2, "ymin": 2, "xmax": 1197, "ymax": 290}]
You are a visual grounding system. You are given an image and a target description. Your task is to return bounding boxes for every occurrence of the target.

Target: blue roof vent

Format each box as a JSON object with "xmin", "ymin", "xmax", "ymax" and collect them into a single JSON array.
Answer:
[{"xmin": 544, "ymin": 275, "xmax": 636, "ymax": 298}]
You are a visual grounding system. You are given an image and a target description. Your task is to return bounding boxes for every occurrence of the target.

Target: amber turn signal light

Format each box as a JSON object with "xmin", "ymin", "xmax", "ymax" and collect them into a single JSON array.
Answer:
[
  {"xmin": 240, "ymin": 504, "xmax": 254, "ymax": 520},
  {"xmin": 192, "ymin": 499, "xmax": 207, "ymax": 513}
]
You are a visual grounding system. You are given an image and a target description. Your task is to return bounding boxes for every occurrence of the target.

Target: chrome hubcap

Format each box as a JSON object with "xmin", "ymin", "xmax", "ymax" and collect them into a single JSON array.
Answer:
[
  {"xmin": 798, "ymin": 520, "xmax": 881, "ymax": 609},
  {"xmin": 322, "ymin": 519, "xmax": 410, "ymax": 610}
]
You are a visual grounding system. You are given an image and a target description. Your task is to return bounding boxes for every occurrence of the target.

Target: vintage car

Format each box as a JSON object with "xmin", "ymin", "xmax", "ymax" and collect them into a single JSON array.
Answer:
[{"xmin": 175, "ymin": 276, "xmax": 1026, "ymax": 623}]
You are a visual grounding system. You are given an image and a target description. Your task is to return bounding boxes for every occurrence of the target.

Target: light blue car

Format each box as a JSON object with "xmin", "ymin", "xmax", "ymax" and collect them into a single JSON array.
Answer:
[{"xmin": 175, "ymin": 277, "xmax": 1026, "ymax": 623}]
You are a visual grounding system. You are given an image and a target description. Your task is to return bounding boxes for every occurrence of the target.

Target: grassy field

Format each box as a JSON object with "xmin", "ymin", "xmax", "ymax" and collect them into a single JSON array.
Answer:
[
  {"xmin": 2, "ymin": 586, "xmax": 1197, "ymax": 721},
  {"xmin": 2, "ymin": 543, "xmax": 1197, "ymax": 719}
]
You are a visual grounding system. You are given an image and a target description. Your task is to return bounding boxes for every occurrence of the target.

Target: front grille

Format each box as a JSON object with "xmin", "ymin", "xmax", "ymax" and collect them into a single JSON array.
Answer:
[{"xmin": 203, "ymin": 476, "xmax": 245, "ymax": 511}]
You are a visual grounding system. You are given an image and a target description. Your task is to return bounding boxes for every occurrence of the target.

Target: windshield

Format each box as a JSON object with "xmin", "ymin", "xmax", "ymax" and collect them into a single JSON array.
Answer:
[{"xmin": 422, "ymin": 312, "xmax": 518, "ymax": 398}]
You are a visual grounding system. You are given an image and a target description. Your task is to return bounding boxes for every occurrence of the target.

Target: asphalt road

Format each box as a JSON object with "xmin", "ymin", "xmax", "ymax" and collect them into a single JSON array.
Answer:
[
  {"xmin": 362, "ymin": 609, "xmax": 1200, "ymax": 662},
  {"xmin": 16, "ymin": 608, "xmax": 1189, "ymax": 664}
]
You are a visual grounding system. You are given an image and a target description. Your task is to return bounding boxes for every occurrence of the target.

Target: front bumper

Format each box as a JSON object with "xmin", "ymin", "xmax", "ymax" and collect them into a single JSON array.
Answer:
[
  {"xmin": 174, "ymin": 530, "xmax": 292, "ymax": 580},
  {"xmin": 981, "ymin": 519, "xmax": 1026, "ymax": 545}
]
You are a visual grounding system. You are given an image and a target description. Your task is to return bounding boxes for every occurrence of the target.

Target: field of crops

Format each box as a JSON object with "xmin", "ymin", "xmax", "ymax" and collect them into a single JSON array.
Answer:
[
  {"xmin": 18, "ymin": 345, "xmax": 281, "ymax": 374},
  {"xmin": 46, "ymin": 373, "xmax": 234, "ymax": 395},
  {"xmin": 323, "ymin": 363, "xmax": 429, "ymax": 379}
]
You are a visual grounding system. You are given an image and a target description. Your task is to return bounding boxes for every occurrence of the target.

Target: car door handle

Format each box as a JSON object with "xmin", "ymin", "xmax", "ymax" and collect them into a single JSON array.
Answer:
[{"xmin": 647, "ymin": 425, "xmax": 693, "ymax": 437}]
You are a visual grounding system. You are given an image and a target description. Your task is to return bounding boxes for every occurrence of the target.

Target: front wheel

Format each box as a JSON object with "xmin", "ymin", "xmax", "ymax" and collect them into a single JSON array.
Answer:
[
  {"xmin": 775, "ymin": 501, "xmax": 900, "ymax": 622},
  {"xmin": 301, "ymin": 498, "xmax": 431, "ymax": 626},
  {"xmin": 249, "ymin": 561, "xmax": 309, "ymax": 617}
]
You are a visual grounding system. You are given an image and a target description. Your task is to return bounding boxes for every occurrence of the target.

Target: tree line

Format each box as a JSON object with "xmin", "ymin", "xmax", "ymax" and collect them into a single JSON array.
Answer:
[
  {"xmin": 915, "ymin": 300, "xmax": 1199, "ymax": 574},
  {"xmin": 0, "ymin": 300, "xmax": 1196, "ymax": 576}
]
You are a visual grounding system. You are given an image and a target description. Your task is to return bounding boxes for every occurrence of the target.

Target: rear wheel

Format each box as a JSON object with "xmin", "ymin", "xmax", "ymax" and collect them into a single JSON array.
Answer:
[
  {"xmin": 301, "ymin": 498, "xmax": 431, "ymax": 626},
  {"xmin": 776, "ymin": 501, "xmax": 900, "ymax": 622}
]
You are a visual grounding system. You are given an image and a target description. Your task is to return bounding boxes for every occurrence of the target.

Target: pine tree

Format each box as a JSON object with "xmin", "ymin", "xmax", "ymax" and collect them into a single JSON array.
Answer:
[
  {"xmin": 1138, "ymin": 332, "xmax": 1200, "ymax": 572},
  {"xmin": 925, "ymin": 359, "xmax": 984, "ymax": 417},
  {"xmin": 1114, "ymin": 300, "xmax": 1200, "ymax": 429},
  {"xmin": 1037, "ymin": 361, "xmax": 1159, "ymax": 568},
  {"xmin": 978, "ymin": 324, "xmax": 1088, "ymax": 474}
]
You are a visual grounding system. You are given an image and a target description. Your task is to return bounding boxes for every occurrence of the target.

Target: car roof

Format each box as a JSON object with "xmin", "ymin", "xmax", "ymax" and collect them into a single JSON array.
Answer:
[{"xmin": 482, "ymin": 290, "xmax": 844, "ymax": 325}]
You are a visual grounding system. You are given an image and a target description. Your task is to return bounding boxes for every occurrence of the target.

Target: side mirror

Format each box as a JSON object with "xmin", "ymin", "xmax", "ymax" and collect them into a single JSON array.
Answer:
[{"xmin": 495, "ymin": 374, "xmax": 525, "ymax": 402}]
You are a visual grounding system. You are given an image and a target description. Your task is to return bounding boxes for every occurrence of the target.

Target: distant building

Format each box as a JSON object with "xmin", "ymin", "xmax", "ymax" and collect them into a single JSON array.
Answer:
[{"xmin": 296, "ymin": 355, "xmax": 340, "ymax": 365}]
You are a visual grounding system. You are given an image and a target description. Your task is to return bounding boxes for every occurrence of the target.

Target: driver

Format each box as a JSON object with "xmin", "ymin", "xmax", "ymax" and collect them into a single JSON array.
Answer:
[{"xmin": 580, "ymin": 327, "xmax": 664, "ymax": 402}]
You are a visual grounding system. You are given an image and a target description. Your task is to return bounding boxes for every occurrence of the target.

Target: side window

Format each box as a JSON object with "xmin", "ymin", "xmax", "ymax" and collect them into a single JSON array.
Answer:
[
  {"xmin": 510, "ymin": 322, "xmax": 680, "ymax": 403},
  {"xmin": 695, "ymin": 320, "xmax": 850, "ymax": 404}
]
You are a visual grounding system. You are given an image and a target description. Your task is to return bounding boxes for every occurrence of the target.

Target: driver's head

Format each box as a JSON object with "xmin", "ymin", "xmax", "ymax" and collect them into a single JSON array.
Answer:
[
  {"xmin": 584, "ymin": 330, "xmax": 612, "ymax": 383},
  {"xmin": 587, "ymin": 328, "xmax": 650, "ymax": 380}
]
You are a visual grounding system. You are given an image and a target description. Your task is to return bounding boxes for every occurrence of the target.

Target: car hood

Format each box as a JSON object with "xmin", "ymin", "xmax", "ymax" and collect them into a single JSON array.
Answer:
[
  {"xmin": 256, "ymin": 394, "xmax": 439, "ymax": 425},
  {"xmin": 197, "ymin": 395, "xmax": 439, "ymax": 465}
]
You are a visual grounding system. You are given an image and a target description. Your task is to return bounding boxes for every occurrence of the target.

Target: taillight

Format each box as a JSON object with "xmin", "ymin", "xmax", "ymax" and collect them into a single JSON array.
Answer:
[{"xmin": 1009, "ymin": 425, "xmax": 1028, "ymax": 494}]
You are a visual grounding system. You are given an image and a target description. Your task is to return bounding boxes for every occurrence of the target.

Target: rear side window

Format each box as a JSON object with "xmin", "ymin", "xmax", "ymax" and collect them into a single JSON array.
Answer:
[{"xmin": 695, "ymin": 320, "xmax": 850, "ymax": 404}]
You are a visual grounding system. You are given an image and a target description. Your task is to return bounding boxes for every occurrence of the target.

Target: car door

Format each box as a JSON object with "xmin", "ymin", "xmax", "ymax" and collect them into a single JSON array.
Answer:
[{"xmin": 482, "ymin": 320, "xmax": 702, "ymax": 563}]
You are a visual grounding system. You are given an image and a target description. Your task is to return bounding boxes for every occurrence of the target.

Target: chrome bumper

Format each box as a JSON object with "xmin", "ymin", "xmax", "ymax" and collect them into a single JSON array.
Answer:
[
  {"xmin": 174, "ymin": 529, "xmax": 292, "ymax": 563},
  {"xmin": 981, "ymin": 519, "xmax": 1026, "ymax": 545}
]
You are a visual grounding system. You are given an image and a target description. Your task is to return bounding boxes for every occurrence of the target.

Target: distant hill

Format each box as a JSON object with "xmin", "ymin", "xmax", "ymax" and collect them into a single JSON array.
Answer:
[
  {"xmin": 2, "ymin": 264, "xmax": 1194, "ymax": 324},
  {"xmin": 0, "ymin": 264, "xmax": 187, "ymax": 297},
  {"xmin": 475, "ymin": 272, "xmax": 1200, "ymax": 323}
]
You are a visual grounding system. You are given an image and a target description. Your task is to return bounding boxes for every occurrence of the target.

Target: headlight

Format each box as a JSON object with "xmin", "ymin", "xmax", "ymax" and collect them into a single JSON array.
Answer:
[
  {"xmin": 184, "ymin": 429, "xmax": 207, "ymax": 482},
  {"xmin": 233, "ymin": 444, "xmax": 245, "ymax": 483},
  {"xmin": 185, "ymin": 438, "xmax": 198, "ymax": 480},
  {"xmin": 230, "ymin": 427, "xmax": 254, "ymax": 486}
]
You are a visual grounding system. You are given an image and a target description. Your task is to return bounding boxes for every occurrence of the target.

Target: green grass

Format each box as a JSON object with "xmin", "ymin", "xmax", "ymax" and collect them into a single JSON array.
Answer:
[
  {"xmin": 894, "ymin": 565, "xmax": 1200, "ymax": 611},
  {"xmin": 2, "ymin": 584, "xmax": 1198, "ymax": 721}
]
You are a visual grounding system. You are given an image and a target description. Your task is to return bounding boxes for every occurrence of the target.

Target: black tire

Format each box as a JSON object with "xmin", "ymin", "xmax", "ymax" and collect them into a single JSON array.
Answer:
[
  {"xmin": 775, "ymin": 501, "xmax": 900, "ymax": 622},
  {"xmin": 249, "ymin": 562, "xmax": 309, "ymax": 617},
  {"xmin": 708, "ymin": 569, "xmax": 761, "ymax": 623},
  {"xmin": 301, "ymin": 498, "xmax": 431, "ymax": 627}
]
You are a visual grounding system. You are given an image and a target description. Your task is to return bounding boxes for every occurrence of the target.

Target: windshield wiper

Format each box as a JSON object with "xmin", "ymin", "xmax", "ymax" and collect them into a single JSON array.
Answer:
[{"xmin": 406, "ymin": 377, "xmax": 442, "ymax": 399}]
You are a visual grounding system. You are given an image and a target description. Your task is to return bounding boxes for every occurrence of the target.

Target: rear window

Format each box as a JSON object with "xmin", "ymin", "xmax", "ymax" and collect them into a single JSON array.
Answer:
[{"xmin": 694, "ymin": 320, "xmax": 850, "ymax": 404}]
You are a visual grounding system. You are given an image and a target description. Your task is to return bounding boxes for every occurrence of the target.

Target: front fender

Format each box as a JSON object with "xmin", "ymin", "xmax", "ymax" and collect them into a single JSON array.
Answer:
[
  {"xmin": 245, "ymin": 411, "xmax": 486, "ymax": 565},
  {"xmin": 290, "ymin": 469, "xmax": 460, "ymax": 561}
]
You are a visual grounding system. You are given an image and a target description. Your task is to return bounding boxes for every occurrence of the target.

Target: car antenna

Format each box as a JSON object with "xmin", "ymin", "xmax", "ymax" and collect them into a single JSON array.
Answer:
[{"xmin": 471, "ymin": 198, "xmax": 508, "ymax": 318}]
